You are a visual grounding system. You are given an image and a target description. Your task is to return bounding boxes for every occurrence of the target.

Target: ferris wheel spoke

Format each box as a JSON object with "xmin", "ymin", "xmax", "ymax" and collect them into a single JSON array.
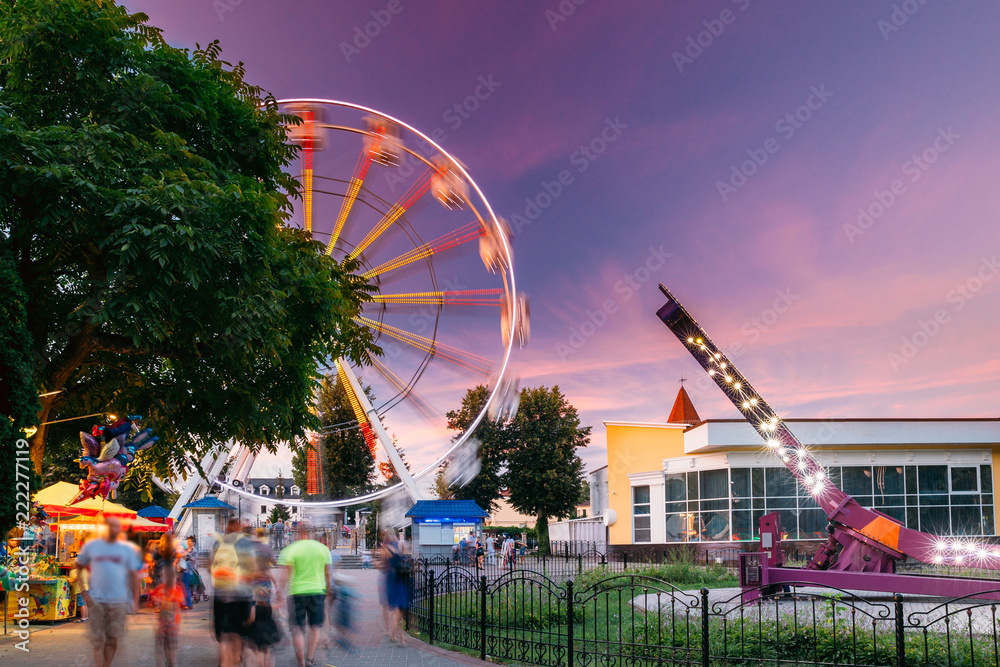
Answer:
[
  {"xmin": 369, "ymin": 355, "xmax": 437, "ymax": 421},
  {"xmin": 355, "ymin": 315, "xmax": 495, "ymax": 377},
  {"xmin": 371, "ymin": 288, "xmax": 503, "ymax": 307},
  {"xmin": 347, "ymin": 166, "xmax": 437, "ymax": 261},
  {"xmin": 361, "ymin": 221, "xmax": 484, "ymax": 280},
  {"xmin": 325, "ymin": 130, "xmax": 384, "ymax": 255},
  {"xmin": 300, "ymin": 111, "xmax": 317, "ymax": 232}
]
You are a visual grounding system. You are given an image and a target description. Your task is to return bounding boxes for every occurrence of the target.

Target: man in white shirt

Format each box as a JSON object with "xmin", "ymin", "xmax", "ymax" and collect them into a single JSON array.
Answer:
[
  {"xmin": 485, "ymin": 534, "xmax": 496, "ymax": 565},
  {"xmin": 75, "ymin": 516, "xmax": 142, "ymax": 667}
]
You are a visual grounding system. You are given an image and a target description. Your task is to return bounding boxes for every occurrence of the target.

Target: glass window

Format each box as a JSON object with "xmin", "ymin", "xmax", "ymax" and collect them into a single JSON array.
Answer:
[
  {"xmin": 951, "ymin": 467, "xmax": 978, "ymax": 493},
  {"xmin": 919, "ymin": 466, "xmax": 948, "ymax": 493},
  {"xmin": 843, "ymin": 467, "xmax": 873, "ymax": 496},
  {"xmin": 687, "ymin": 472, "xmax": 699, "ymax": 500},
  {"xmin": 700, "ymin": 470, "xmax": 728, "ymax": 499},
  {"xmin": 766, "ymin": 467, "xmax": 796, "ymax": 498},
  {"xmin": 732, "ymin": 511, "xmax": 751, "ymax": 541},
  {"xmin": 799, "ymin": 509, "xmax": 827, "ymax": 538},
  {"xmin": 920, "ymin": 506, "xmax": 949, "ymax": 534},
  {"xmin": 633, "ymin": 486, "xmax": 651, "ymax": 543},
  {"xmin": 951, "ymin": 507, "xmax": 982, "ymax": 535},
  {"xmin": 665, "ymin": 474, "xmax": 686, "ymax": 502},
  {"xmin": 701, "ymin": 510, "xmax": 730, "ymax": 541},
  {"xmin": 982, "ymin": 466, "xmax": 994, "ymax": 495},
  {"xmin": 874, "ymin": 466, "xmax": 905, "ymax": 495},
  {"xmin": 752, "ymin": 468, "xmax": 765, "ymax": 498},
  {"xmin": 905, "ymin": 466, "xmax": 917, "ymax": 493},
  {"xmin": 731, "ymin": 468, "xmax": 750, "ymax": 498}
]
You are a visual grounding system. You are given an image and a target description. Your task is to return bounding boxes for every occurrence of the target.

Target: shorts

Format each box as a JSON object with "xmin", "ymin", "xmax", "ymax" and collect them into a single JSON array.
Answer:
[
  {"xmin": 288, "ymin": 594, "xmax": 325, "ymax": 629},
  {"xmin": 214, "ymin": 599, "xmax": 252, "ymax": 639},
  {"xmin": 76, "ymin": 593, "xmax": 85, "ymax": 607},
  {"xmin": 87, "ymin": 601, "xmax": 127, "ymax": 648}
]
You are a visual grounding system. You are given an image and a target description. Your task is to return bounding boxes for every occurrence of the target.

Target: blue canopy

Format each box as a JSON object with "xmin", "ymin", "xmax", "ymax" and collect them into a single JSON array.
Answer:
[{"xmin": 137, "ymin": 505, "xmax": 170, "ymax": 519}]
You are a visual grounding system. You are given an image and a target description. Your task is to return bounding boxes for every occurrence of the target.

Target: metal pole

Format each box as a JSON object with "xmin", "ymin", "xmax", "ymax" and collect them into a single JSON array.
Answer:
[
  {"xmin": 566, "ymin": 579, "xmax": 574, "ymax": 667},
  {"xmin": 428, "ymin": 570, "xmax": 435, "ymax": 645},
  {"xmin": 480, "ymin": 574, "xmax": 487, "ymax": 661},
  {"xmin": 701, "ymin": 588, "xmax": 710, "ymax": 667},
  {"xmin": 894, "ymin": 594, "xmax": 905, "ymax": 667}
]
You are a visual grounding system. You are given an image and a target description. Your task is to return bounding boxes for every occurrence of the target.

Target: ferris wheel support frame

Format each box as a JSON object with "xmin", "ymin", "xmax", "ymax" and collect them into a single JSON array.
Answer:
[{"xmin": 338, "ymin": 356, "xmax": 425, "ymax": 502}]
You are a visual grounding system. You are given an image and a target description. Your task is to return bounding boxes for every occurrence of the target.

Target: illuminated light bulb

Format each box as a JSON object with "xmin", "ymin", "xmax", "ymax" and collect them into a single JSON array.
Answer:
[
  {"xmin": 935, "ymin": 541, "xmax": 947, "ymax": 551},
  {"xmin": 742, "ymin": 401, "xmax": 750, "ymax": 409},
  {"xmin": 776, "ymin": 448, "xmax": 786, "ymax": 457},
  {"xmin": 934, "ymin": 555, "xmax": 944, "ymax": 564},
  {"xmin": 734, "ymin": 382, "xmax": 742, "ymax": 390},
  {"xmin": 707, "ymin": 370, "xmax": 716, "ymax": 376},
  {"xmin": 750, "ymin": 398, "xmax": 758, "ymax": 406},
  {"xmin": 797, "ymin": 459, "xmax": 807, "ymax": 471},
  {"xmin": 688, "ymin": 337, "xmax": 694, "ymax": 343},
  {"xmin": 700, "ymin": 345, "xmax": 706, "ymax": 351},
  {"xmin": 804, "ymin": 475, "xmax": 814, "ymax": 486},
  {"xmin": 714, "ymin": 353, "xmax": 722, "ymax": 360},
  {"xmin": 977, "ymin": 550, "xmax": 988, "ymax": 559},
  {"xmin": 813, "ymin": 483, "xmax": 824, "ymax": 493},
  {"xmin": 725, "ymin": 376, "xmax": 733, "ymax": 383},
  {"xmin": 766, "ymin": 439, "xmax": 778, "ymax": 447},
  {"xmin": 770, "ymin": 416, "xmax": 778, "ymax": 425},
  {"xmin": 696, "ymin": 338, "xmax": 702, "ymax": 344},
  {"xmin": 720, "ymin": 363, "xmax": 727, "ymax": 369},
  {"xmin": 993, "ymin": 550, "xmax": 1000, "ymax": 558},
  {"xmin": 964, "ymin": 543, "xmax": 975, "ymax": 553},
  {"xmin": 955, "ymin": 555, "xmax": 965, "ymax": 564}
]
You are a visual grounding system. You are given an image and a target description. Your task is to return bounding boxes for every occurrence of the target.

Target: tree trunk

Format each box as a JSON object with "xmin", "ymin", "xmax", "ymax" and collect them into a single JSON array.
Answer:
[{"xmin": 536, "ymin": 512, "xmax": 550, "ymax": 555}]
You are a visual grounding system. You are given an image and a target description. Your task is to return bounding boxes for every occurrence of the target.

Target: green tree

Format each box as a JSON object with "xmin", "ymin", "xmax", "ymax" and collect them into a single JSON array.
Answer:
[
  {"xmin": 504, "ymin": 386, "xmax": 589, "ymax": 554},
  {"xmin": 433, "ymin": 463, "xmax": 454, "ymax": 500},
  {"xmin": 291, "ymin": 374, "xmax": 376, "ymax": 498},
  {"xmin": 0, "ymin": 0, "xmax": 377, "ymax": 476},
  {"xmin": 444, "ymin": 385, "xmax": 514, "ymax": 514},
  {"xmin": 0, "ymin": 246, "xmax": 41, "ymax": 537}
]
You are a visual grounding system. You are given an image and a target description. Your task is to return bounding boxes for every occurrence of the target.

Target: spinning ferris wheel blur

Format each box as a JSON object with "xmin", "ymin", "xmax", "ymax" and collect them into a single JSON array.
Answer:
[{"xmin": 214, "ymin": 99, "xmax": 527, "ymax": 508}]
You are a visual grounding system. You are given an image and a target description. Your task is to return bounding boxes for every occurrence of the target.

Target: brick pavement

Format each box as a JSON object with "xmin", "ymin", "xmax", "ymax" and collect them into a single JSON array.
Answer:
[{"xmin": 0, "ymin": 548, "xmax": 490, "ymax": 667}]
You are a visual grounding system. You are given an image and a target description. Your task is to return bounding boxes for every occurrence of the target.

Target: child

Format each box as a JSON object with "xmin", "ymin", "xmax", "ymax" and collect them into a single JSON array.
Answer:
[
  {"xmin": 331, "ymin": 571, "xmax": 358, "ymax": 654},
  {"xmin": 246, "ymin": 531, "xmax": 281, "ymax": 667},
  {"xmin": 68, "ymin": 565, "xmax": 88, "ymax": 622},
  {"xmin": 150, "ymin": 566, "xmax": 184, "ymax": 667},
  {"xmin": 361, "ymin": 550, "xmax": 372, "ymax": 569}
]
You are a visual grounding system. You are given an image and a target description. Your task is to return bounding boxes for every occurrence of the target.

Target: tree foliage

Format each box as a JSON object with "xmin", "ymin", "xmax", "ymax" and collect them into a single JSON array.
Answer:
[
  {"xmin": 446, "ymin": 385, "xmax": 589, "ymax": 552},
  {"xmin": 0, "ymin": 246, "xmax": 41, "ymax": 536},
  {"xmin": 291, "ymin": 374, "xmax": 376, "ymax": 498},
  {"xmin": 504, "ymin": 386, "xmax": 589, "ymax": 552},
  {"xmin": 0, "ymin": 0, "xmax": 378, "ymax": 478},
  {"xmin": 444, "ymin": 385, "xmax": 515, "ymax": 514}
]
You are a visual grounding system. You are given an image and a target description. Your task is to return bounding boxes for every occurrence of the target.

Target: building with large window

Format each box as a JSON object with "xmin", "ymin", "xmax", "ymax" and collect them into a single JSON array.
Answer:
[{"xmin": 592, "ymin": 388, "xmax": 1000, "ymax": 549}]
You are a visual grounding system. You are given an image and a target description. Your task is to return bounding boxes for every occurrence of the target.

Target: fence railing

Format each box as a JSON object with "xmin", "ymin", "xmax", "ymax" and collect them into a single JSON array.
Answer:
[{"xmin": 407, "ymin": 561, "xmax": 1000, "ymax": 667}]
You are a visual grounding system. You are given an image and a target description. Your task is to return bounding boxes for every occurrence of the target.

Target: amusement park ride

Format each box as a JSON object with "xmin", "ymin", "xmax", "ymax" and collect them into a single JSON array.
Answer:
[
  {"xmin": 167, "ymin": 100, "xmax": 526, "ymax": 532},
  {"xmin": 656, "ymin": 285, "xmax": 1000, "ymax": 601}
]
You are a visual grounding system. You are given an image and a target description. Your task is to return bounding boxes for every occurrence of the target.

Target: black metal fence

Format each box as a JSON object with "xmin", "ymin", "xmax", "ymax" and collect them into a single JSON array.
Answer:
[{"xmin": 406, "ymin": 561, "xmax": 1000, "ymax": 667}]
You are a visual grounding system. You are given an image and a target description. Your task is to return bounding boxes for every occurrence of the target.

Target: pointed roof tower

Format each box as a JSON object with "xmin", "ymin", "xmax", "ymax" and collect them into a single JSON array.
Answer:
[{"xmin": 668, "ymin": 385, "xmax": 701, "ymax": 425}]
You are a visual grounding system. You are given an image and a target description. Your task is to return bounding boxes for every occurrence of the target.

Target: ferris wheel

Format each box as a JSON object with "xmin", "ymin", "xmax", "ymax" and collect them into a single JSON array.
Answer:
[{"xmin": 211, "ymin": 99, "xmax": 527, "ymax": 509}]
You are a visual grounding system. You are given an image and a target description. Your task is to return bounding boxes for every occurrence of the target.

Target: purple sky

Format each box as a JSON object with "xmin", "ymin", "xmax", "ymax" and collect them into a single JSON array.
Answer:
[{"xmin": 122, "ymin": 1, "xmax": 1000, "ymax": 477}]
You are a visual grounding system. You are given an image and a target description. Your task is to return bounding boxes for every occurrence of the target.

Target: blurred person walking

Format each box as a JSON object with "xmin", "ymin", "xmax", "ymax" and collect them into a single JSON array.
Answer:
[
  {"xmin": 278, "ymin": 523, "xmax": 332, "ymax": 667},
  {"xmin": 211, "ymin": 519, "xmax": 256, "ymax": 667},
  {"xmin": 246, "ymin": 528, "xmax": 281, "ymax": 667},
  {"xmin": 75, "ymin": 516, "xmax": 142, "ymax": 667},
  {"xmin": 382, "ymin": 530, "xmax": 411, "ymax": 645},
  {"xmin": 150, "ymin": 559, "xmax": 185, "ymax": 667},
  {"xmin": 177, "ymin": 535, "xmax": 198, "ymax": 609}
]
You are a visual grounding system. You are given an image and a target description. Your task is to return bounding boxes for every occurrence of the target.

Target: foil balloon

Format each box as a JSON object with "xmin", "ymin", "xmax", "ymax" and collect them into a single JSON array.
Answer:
[{"xmin": 71, "ymin": 415, "xmax": 159, "ymax": 505}]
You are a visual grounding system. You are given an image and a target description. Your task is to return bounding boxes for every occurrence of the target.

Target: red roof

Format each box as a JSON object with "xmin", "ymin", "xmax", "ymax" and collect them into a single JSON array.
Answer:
[{"xmin": 668, "ymin": 386, "xmax": 701, "ymax": 425}]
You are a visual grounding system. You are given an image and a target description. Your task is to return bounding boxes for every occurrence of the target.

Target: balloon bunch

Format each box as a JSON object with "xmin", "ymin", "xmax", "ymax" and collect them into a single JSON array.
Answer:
[{"xmin": 71, "ymin": 415, "xmax": 158, "ymax": 505}]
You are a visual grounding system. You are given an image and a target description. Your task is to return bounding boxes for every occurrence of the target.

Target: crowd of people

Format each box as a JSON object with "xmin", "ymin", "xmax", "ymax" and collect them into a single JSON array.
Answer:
[
  {"xmin": 453, "ymin": 532, "xmax": 528, "ymax": 569},
  {"xmin": 71, "ymin": 515, "xmax": 414, "ymax": 667}
]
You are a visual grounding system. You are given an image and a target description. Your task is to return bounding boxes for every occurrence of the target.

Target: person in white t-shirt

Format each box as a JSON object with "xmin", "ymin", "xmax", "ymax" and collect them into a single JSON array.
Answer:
[
  {"xmin": 75, "ymin": 516, "xmax": 142, "ymax": 667},
  {"xmin": 485, "ymin": 535, "xmax": 496, "ymax": 565}
]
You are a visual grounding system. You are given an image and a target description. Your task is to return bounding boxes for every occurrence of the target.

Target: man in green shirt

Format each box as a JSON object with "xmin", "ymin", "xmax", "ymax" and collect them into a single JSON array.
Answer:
[{"xmin": 278, "ymin": 523, "xmax": 331, "ymax": 667}]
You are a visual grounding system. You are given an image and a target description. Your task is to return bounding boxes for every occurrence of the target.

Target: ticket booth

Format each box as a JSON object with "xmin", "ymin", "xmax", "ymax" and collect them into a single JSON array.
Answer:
[{"xmin": 405, "ymin": 500, "xmax": 488, "ymax": 559}]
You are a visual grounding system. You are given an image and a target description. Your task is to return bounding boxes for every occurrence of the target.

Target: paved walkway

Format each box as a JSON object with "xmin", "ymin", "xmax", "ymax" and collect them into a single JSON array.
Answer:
[{"xmin": 0, "ymin": 551, "xmax": 489, "ymax": 667}]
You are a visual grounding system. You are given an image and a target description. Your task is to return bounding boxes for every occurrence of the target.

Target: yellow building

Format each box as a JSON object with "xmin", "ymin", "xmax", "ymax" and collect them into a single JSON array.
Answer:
[{"xmin": 591, "ymin": 388, "xmax": 1000, "ymax": 548}]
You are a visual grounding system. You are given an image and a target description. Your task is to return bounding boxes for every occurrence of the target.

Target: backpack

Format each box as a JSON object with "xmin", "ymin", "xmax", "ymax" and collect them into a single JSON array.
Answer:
[{"xmin": 211, "ymin": 535, "xmax": 247, "ymax": 592}]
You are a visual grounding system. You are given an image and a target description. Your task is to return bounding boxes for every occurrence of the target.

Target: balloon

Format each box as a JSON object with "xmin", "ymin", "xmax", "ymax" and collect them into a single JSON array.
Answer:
[{"xmin": 70, "ymin": 415, "xmax": 159, "ymax": 505}]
